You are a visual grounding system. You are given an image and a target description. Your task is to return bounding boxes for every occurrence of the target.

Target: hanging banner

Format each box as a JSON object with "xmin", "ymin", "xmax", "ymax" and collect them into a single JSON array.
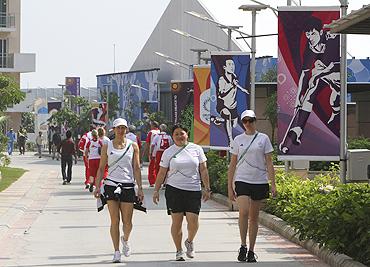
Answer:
[
  {"xmin": 97, "ymin": 69, "xmax": 159, "ymax": 126},
  {"xmin": 48, "ymin": 102, "xmax": 62, "ymax": 115},
  {"xmin": 171, "ymin": 80, "xmax": 193, "ymax": 124},
  {"xmin": 209, "ymin": 52, "xmax": 250, "ymax": 149},
  {"xmin": 65, "ymin": 77, "xmax": 80, "ymax": 96},
  {"xmin": 277, "ymin": 7, "xmax": 340, "ymax": 160},
  {"xmin": 193, "ymin": 65, "xmax": 211, "ymax": 146},
  {"xmin": 91, "ymin": 102, "xmax": 108, "ymax": 126}
]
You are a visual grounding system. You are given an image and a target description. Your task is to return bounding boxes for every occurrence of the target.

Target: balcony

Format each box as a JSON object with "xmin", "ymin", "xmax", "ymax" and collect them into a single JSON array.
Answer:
[
  {"xmin": 0, "ymin": 53, "xmax": 36, "ymax": 73},
  {"xmin": 0, "ymin": 14, "xmax": 16, "ymax": 32}
]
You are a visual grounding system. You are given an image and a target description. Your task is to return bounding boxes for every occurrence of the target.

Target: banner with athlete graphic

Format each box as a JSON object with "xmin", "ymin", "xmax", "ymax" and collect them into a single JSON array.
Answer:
[
  {"xmin": 277, "ymin": 7, "xmax": 340, "ymax": 160},
  {"xmin": 209, "ymin": 52, "xmax": 250, "ymax": 149},
  {"xmin": 91, "ymin": 102, "xmax": 108, "ymax": 127},
  {"xmin": 193, "ymin": 65, "xmax": 211, "ymax": 146}
]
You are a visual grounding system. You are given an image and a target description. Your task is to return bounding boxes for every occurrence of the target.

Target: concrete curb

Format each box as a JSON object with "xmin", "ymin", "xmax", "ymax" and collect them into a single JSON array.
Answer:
[{"xmin": 210, "ymin": 193, "xmax": 367, "ymax": 267}]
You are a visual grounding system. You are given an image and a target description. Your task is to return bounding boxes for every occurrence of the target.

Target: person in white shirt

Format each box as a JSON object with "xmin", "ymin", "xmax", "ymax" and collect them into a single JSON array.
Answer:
[
  {"xmin": 85, "ymin": 129, "xmax": 103, "ymax": 192},
  {"xmin": 152, "ymin": 124, "xmax": 211, "ymax": 261},
  {"xmin": 93, "ymin": 118, "xmax": 143, "ymax": 263},
  {"xmin": 35, "ymin": 131, "xmax": 43, "ymax": 158},
  {"xmin": 227, "ymin": 110, "xmax": 276, "ymax": 263}
]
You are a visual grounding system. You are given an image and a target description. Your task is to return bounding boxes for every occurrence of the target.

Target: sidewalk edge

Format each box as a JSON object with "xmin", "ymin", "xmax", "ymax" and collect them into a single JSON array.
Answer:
[{"xmin": 211, "ymin": 193, "xmax": 367, "ymax": 267}]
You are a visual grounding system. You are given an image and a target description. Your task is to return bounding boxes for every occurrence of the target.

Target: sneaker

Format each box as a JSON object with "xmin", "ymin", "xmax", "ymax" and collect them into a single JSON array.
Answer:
[
  {"xmin": 176, "ymin": 250, "xmax": 185, "ymax": 261},
  {"xmin": 121, "ymin": 236, "xmax": 131, "ymax": 257},
  {"xmin": 89, "ymin": 183, "xmax": 94, "ymax": 193},
  {"xmin": 112, "ymin": 251, "xmax": 121, "ymax": 263},
  {"xmin": 184, "ymin": 239, "xmax": 194, "ymax": 258},
  {"xmin": 237, "ymin": 245, "xmax": 247, "ymax": 262},
  {"xmin": 62, "ymin": 180, "xmax": 67, "ymax": 185},
  {"xmin": 85, "ymin": 184, "xmax": 89, "ymax": 189},
  {"xmin": 247, "ymin": 250, "xmax": 258, "ymax": 263}
]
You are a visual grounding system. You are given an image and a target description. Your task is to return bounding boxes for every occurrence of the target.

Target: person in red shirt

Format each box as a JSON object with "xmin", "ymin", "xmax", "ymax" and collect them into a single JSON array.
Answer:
[
  {"xmin": 151, "ymin": 124, "xmax": 173, "ymax": 175},
  {"xmin": 85, "ymin": 129, "xmax": 104, "ymax": 192},
  {"xmin": 143, "ymin": 121, "xmax": 160, "ymax": 186},
  {"xmin": 58, "ymin": 130, "xmax": 77, "ymax": 185},
  {"xmin": 78, "ymin": 124, "xmax": 95, "ymax": 189}
]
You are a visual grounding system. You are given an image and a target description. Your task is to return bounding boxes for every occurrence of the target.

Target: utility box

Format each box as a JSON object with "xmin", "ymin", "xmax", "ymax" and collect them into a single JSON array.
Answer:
[{"xmin": 347, "ymin": 149, "xmax": 370, "ymax": 181}]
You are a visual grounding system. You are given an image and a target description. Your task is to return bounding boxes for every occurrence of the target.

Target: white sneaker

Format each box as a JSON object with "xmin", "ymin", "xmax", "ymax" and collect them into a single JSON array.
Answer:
[
  {"xmin": 121, "ymin": 236, "xmax": 131, "ymax": 257},
  {"xmin": 176, "ymin": 250, "xmax": 185, "ymax": 261},
  {"xmin": 112, "ymin": 251, "xmax": 121, "ymax": 263},
  {"xmin": 184, "ymin": 239, "xmax": 195, "ymax": 258}
]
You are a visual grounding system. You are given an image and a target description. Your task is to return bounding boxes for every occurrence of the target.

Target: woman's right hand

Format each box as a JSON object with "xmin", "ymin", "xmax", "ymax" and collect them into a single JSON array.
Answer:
[
  {"xmin": 152, "ymin": 190, "xmax": 160, "ymax": 205},
  {"xmin": 93, "ymin": 187, "xmax": 101, "ymax": 199},
  {"xmin": 228, "ymin": 186, "xmax": 236, "ymax": 202}
]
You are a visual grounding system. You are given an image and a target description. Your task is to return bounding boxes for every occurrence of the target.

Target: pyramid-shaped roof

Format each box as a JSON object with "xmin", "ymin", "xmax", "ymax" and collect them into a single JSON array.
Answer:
[{"xmin": 130, "ymin": 0, "xmax": 242, "ymax": 83}]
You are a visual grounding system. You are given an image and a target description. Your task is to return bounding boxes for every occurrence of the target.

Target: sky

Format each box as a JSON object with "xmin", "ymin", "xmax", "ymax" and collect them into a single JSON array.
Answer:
[{"xmin": 20, "ymin": 0, "xmax": 370, "ymax": 89}]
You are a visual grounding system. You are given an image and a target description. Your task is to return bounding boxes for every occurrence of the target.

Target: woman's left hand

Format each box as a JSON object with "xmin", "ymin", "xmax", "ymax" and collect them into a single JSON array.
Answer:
[
  {"xmin": 137, "ymin": 188, "xmax": 144, "ymax": 202},
  {"xmin": 202, "ymin": 190, "xmax": 211, "ymax": 202}
]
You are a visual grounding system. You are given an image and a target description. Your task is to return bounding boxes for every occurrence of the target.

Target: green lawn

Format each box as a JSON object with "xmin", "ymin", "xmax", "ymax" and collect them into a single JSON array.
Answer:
[{"xmin": 0, "ymin": 167, "xmax": 27, "ymax": 192}]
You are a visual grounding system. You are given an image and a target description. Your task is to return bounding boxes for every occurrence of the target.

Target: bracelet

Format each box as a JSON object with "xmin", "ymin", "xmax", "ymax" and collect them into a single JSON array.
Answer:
[{"xmin": 204, "ymin": 188, "xmax": 211, "ymax": 193}]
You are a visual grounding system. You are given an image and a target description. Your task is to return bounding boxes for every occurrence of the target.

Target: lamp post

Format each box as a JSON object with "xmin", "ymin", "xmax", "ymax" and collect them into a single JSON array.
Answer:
[
  {"xmin": 171, "ymin": 29, "xmax": 227, "ymax": 51},
  {"xmin": 57, "ymin": 84, "xmax": 65, "ymax": 108},
  {"xmin": 239, "ymin": 4, "xmax": 267, "ymax": 111},
  {"xmin": 190, "ymin": 48, "xmax": 208, "ymax": 64},
  {"xmin": 155, "ymin": 51, "xmax": 193, "ymax": 78}
]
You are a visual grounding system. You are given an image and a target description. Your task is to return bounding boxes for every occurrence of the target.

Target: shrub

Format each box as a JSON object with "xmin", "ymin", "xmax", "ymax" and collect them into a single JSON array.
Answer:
[
  {"xmin": 206, "ymin": 150, "xmax": 228, "ymax": 195},
  {"xmin": 348, "ymin": 136, "xmax": 370, "ymax": 150},
  {"xmin": 264, "ymin": 170, "xmax": 370, "ymax": 265}
]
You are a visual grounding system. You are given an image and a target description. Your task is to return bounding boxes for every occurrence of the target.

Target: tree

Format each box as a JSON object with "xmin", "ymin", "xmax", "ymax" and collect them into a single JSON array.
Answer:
[
  {"xmin": 0, "ymin": 74, "xmax": 25, "ymax": 166},
  {"xmin": 100, "ymin": 91, "xmax": 120, "ymax": 121},
  {"xmin": 260, "ymin": 66, "xmax": 277, "ymax": 83},
  {"xmin": 264, "ymin": 92, "xmax": 277, "ymax": 144},
  {"xmin": 21, "ymin": 112, "xmax": 35, "ymax": 133}
]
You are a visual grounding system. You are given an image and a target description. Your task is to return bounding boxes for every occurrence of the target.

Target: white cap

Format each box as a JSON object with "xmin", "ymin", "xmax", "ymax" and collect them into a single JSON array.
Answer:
[
  {"xmin": 240, "ymin": 110, "xmax": 256, "ymax": 120},
  {"xmin": 113, "ymin": 118, "xmax": 128, "ymax": 128}
]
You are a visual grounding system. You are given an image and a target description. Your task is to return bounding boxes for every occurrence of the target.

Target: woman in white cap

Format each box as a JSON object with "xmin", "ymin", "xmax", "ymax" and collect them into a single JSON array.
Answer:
[
  {"xmin": 227, "ymin": 110, "xmax": 276, "ymax": 263},
  {"xmin": 152, "ymin": 124, "xmax": 211, "ymax": 261},
  {"xmin": 93, "ymin": 118, "xmax": 144, "ymax": 263}
]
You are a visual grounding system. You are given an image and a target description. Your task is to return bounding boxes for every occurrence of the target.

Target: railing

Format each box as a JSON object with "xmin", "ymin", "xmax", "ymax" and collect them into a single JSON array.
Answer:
[
  {"xmin": 0, "ymin": 54, "xmax": 14, "ymax": 68},
  {"xmin": 0, "ymin": 14, "xmax": 15, "ymax": 29}
]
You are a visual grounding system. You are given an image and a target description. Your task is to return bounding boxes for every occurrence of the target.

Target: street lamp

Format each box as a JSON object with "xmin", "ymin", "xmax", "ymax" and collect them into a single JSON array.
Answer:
[
  {"xmin": 190, "ymin": 48, "xmax": 208, "ymax": 64},
  {"xmin": 57, "ymin": 84, "xmax": 65, "ymax": 108},
  {"xmin": 185, "ymin": 11, "xmax": 252, "ymax": 50},
  {"xmin": 239, "ymin": 4, "xmax": 267, "ymax": 111},
  {"xmin": 171, "ymin": 29, "xmax": 227, "ymax": 51},
  {"xmin": 155, "ymin": 51, "xmax": 193, "ymax": 78}
]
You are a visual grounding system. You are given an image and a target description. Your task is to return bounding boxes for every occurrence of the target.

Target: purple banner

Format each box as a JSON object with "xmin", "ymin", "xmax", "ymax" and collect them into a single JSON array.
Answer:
[
  {"xmin": 65, "ymin": 77, "xmax": 80, "ymax": 96},
  {"xmin": 171, "ymin": 80, "xmax": 194, "ymax": 123},
  {"xmin": 277, "ymin": 7, "xmax": 340, "ymax": 160},
  {"xmin": 210, "ymin": 52, "xmax": 250, "ymax": 148}
]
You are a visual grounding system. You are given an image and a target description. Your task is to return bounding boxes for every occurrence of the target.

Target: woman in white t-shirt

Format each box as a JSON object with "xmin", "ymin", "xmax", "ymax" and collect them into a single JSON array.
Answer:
[
  {"xmin": 93, "ymin": 118, "xmax": 144, "ymax": 263},
  {"xmin": 227, "ymin": 110, "xmax": 276, "ymax": 263},
  {"xmin": 152, "ymin": 124, "xmax": 211, "ymax": 262}
]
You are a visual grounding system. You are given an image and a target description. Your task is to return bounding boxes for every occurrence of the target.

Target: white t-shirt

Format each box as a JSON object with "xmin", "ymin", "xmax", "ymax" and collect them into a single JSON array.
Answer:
[
  {"xmin": 160, "ymin": 142, "xmax": 207, "ymax": 191},
  {"xmin": 126, "ymin": 132, "xmax": 137, "ymax": 143},
  {"xmin": 86, "ymin": 139, "xmax": 103, "ymax": 160},
  {"xmin": 230, "ymin": 132, "xmax": 273, "ymax": 184},
  {"xmin": 106, "ymin": 139, "xmax": 135, "ymax": 184},
  {"xmin": 99, "ymin": 136, "xmax": 110, "ymax": 145},
  {"xmin": 151, "ymin": 132, "xmax": 173, "ymax": 155}
]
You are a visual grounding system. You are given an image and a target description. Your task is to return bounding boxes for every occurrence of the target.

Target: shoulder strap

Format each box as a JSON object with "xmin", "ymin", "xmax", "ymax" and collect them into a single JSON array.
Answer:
[
  {"xmin": 168, "ymin": 143, "xmax": 188, "ymax": 164},
  {"xmin": 108, "ymin": 141, "xmax": 132, "ymax": 168},
  {"xmin": 237, "ymin": 133, "xmax": 258, "ymax": 166}
]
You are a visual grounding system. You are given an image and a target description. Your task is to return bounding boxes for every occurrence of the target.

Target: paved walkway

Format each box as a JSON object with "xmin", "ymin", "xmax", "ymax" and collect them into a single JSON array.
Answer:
[{"xmin": 0, "ymin": 152, "xmax": 329, "ymax": 266}]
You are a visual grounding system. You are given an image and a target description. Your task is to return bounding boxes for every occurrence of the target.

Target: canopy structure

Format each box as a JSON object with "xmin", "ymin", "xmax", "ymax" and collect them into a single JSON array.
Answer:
[{"xmin": 328, "ymin": 4, "xmax": 370, "ymax": 34}]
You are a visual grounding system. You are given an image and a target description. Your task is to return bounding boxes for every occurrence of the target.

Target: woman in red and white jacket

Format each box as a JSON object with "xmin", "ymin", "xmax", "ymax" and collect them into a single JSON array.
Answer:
[{"xmin": 85, "ymin": 129, "xmax": 104, "ymax": 192}]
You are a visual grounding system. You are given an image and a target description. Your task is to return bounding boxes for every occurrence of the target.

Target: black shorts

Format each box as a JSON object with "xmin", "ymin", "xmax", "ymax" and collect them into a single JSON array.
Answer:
[
  {"xmin": 103, "ymin": 185, "xmax": 135, "ymax": 203},
  {"xmin": 165, "ymin": 185, "xmax": 202, "ymax": 215},
  {"xmin": 235, "ymin": 181, "xmax": 269, "ymax": 201}
]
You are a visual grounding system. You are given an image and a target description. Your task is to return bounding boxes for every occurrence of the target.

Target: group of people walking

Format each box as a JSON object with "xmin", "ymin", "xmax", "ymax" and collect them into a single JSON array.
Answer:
[
  {"xmin": 6, "ymin": 127, "xmax": 28, "ymax": 156},
  {"xmin": 86, "ymin": 109, "xmax": 276, "ymax": 264}
]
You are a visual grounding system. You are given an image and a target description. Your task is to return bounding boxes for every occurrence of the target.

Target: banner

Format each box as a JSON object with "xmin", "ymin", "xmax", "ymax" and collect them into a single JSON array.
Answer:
[
  {"xmin": 91, "ymin": 102, "xmax": 108, "ymax": 126},
  {"xmin": 277, "ymin": 7, "xmax": 340, "ymax": 160},
  {"xmin": 171, "ymin": 80, "xmax": 193, "ymax": 124},
  {"xmin": 193, "ymin": 65, "xmax": 210, "ymax": 146},
  {"xmin": 97, "ymin": 69, "xmax": 159, "ymax": 126},
  {"xmin": 65, "ymin": 77, "xmax": 80, "ymax": 96},
  {"xmin": 209, "ymin": 52, "xmax": 250, "ymax": 148}
]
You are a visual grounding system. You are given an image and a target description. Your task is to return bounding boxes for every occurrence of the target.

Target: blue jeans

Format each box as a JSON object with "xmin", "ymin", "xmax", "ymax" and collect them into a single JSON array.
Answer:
[{"xmin": 7, "ymin": 142, "xmax": 14, "ymax": 155}]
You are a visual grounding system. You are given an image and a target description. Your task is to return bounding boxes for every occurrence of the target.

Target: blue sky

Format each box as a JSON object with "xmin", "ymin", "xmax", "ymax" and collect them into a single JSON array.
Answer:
[{"xmin": 20, "ymin": 0, "xmax": 370, "ymax": 88}]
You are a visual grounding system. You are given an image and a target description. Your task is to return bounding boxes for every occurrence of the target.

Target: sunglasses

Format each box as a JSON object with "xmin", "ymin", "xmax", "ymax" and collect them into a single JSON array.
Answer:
[{"xmin": 242, "ymin": 118, "xmax": 256, "ymax": 123}]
